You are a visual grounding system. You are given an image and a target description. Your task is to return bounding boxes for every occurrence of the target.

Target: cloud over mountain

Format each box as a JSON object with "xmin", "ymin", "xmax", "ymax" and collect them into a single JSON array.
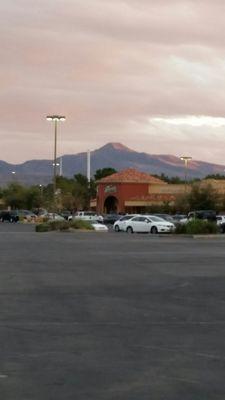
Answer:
[{"xmin": 0, "ymin": 1, "xmax": 225, "ymax": 164}]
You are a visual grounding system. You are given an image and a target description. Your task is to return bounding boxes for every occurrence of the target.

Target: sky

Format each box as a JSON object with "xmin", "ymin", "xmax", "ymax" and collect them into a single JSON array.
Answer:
[{"xmin": 1, "ymin": 0, "xmax": 225, "ymax": 164}]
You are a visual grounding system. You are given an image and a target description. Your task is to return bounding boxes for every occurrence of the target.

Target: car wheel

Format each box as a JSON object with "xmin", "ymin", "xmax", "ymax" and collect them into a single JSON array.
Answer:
[
  {"xmin": 126, "ymin": 226, "xmax": 133, "ymax": 234},
  {"xmin": 114, "ymin": 225, "xmax": 120, "ymax": 232},
  {"xmin": 151, "ymin": 226, "xmax": 158, "ymax": 234}
]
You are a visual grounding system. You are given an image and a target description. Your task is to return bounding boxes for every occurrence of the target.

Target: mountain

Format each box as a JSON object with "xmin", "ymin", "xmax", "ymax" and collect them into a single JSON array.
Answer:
[{"xmin": 1, "ymin": 142, "xmax": 225, "ymax": 186}]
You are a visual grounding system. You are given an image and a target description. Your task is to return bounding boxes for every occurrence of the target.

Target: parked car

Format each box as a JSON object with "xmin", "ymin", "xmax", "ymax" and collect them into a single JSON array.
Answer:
[
  {"xmin": 124, "ymin": 215, "xmax": 175, "ymax": 234},
  {"xmin": 172, "ymin": 214, "xmax": 187, "ymax": 222},
  {"xmin": 113, "ymin": 215, "xmax": 138, "ymax": 232},
  {"xmin": 60, "ymin": 210, "xmax": 73, "ymax": 220},
  {"xmin": 69, "ymin": 211, "xmax": 103, "ymax": 222},
  {"xmin": 179, "ymin": 210, "xmax": 217, "ymax": 225},
  {"xmin": 16, "ymin": 210, "xmax": 37, "ymax": 221},
  {"xmin": 216, "ymin": 215, "xmax": 225, "ymax": 226},
  {"xmin": 154, "ymin": 214, "xmax": 176, "ymax": 224},
  {"xmin": 33, "ymin": 208, "xmax": 48, "ymax": 217},
  {"xmin": 90, "ymin": 222, "xmax": 108, "ymax": 232},
  {"xmin": 103, "ymin": 214, "xmax": 121, "ymax": 225},
  {"xmin": 0, "ymin": 210, "xmax": 19, "ymax": 223},
  {"xmin": 45, "ymin": 213, "xmax": 65, "ymax": 221},
  {"xmin": 188, "ymin": 210, "xmax": 217, "ymax": 221}
]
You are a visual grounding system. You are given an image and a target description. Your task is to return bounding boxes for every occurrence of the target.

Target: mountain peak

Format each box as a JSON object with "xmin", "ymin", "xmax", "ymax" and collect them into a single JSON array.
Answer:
[{"xmin": 98, "ymin": 142, "xmax": 133, "ymax": 152}]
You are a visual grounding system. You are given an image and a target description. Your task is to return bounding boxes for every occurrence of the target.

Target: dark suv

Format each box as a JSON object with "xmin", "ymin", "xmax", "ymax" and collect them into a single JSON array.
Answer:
[
  {"xmin": 187, "ymin": 210, "xmax": 217, "ymax": 222},
  {"xmin": 0, "ymin": 211, "xmax": 19, "ymax": 223}
]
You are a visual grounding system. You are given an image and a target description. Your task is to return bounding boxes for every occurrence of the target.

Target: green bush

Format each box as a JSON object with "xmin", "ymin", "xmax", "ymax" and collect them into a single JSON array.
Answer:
[
  {"xmin": 175, "ymin": 219, "xmax": 219, "ymax": 235},
  {"xmin": 48, "ymin": 220, "xmax": 69, "ymax": 231},
  {"xmin": 35, "ymin": 223, "xmax": 51, "ymax": 232},
  {"xmin": 36, "ymin": 219, "xmax": 94, "ymax": 232},
  {"xmin": 175, "ymin": 223, "xmax": 187, "ymax": 234},
  {"xmin": 69, "ymin": 219, "xmax": 94, "ymax": 230}
]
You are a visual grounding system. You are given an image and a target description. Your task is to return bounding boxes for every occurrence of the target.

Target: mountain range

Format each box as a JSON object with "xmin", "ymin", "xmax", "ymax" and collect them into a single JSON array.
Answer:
[{"xmin": 1, "ymin": 142, "xmax": 225, "ymax": 186}]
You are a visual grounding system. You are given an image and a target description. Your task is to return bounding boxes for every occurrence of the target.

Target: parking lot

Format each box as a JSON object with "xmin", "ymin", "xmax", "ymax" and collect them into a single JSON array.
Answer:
[{"xmin": 1, "ymin": 223, "xmax": 225, "ymax": 399}]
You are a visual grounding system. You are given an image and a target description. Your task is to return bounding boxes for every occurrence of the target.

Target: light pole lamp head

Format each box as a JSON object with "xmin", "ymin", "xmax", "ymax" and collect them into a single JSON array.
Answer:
[
  {"xmin": 180, "ymin": 156, "xmax": 192, "ymax": 162},
  {"xmin": 180, "ymin": 156, "xmax": 192, "ymax": 166},
  {"xmin": 46, "ymin": 115, "xmax": 66, "ymax": 121}
]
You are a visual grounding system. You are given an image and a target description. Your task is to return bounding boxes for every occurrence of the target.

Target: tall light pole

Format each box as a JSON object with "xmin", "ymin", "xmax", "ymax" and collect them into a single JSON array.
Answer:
[
  {"xmin": 46, "ymin": 115, "xmax": 65, "ymax": 208},
  {"xmin": 87, "ymin": 149, "xmax": 91, "ymax": 185},
  {"xmin": 180, "ymin": 156, "xmax": 192, "ymax": 191},
  {"xmin": 39, "ymin": 184, "xmax": 43, "ymax": 204},
  {"xmin": 11, "ymin": 171, "xmax": 16, "ymax": 182}
]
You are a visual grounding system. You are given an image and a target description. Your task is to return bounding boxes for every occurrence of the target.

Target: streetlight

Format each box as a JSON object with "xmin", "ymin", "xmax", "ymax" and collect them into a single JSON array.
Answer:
[
  {"xmin": 52, "ymin": 159, "xmax": 63, "ymax": 176},
  {"xmin": 11, "ymin": 171, "xmax": 16, "ymax": 182},
  {"xmin": 180, "ymin": 156, "xmax": 192, "ymax": 191},
  {"xmin": 39, "ymin": 184, "xmax": 43, "ymax": 205},
  {"xmin": 46, "ymin": 115, "xmax": 65, "ymax": 208}
]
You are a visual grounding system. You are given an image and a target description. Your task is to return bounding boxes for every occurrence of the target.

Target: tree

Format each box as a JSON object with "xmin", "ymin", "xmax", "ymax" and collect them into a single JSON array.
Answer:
[
  {"xmin": 94, "ymin": 168, "xmax": 117, "ymax": 181},
  {"xmin": 25, "ymin": 186, "xmax": 43, "ymax": 210},
  {"xmin": 2, "ymin": 183, "xmax": 45, "ymax": 210},
  {"xmin": 74, "ymin": 173, "xmax": 89, "ymax": 186},
  {"xmin": 187, "ymin": 183, "xmax": 219, "ymax": 211},
  {"xmin": 74, "ymin": 173, "xmax": 96, "ymax": 207},
  {"xmin": 3, "ymin": 183, "xmax": 27, "ymax": 209},
  {"xmin": 205, "ymin": 174, "xmax": 225, "ymax": 180}
]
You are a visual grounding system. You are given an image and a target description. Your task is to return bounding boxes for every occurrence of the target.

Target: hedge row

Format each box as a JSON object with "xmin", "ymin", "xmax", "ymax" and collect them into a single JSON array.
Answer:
[
  {"xmin": 36, "ymin": 219, "xmax": 94, "ymax": 232},
  {"xmin": 175, "ymin": 219, "xmax": 219, "ymax": 234}
]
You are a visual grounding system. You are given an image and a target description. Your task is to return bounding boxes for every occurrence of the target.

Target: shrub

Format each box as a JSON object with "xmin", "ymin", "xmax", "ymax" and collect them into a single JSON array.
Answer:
[
  {"xmin": 175, "ymin": 223, "xmax": 187, "ymax": 234},
  {"xmin": 48, "ymin": 220, "xmax": 69, "ymax": 231},
  {"xmin": 35, "ymin": 223, "xmax": 51, "ymax": 232},
  {"xmin": 175, "ymin": 219, "xmax": 219, "ymax": 235},
  {"xmin": 69, "ymin": 219, "xmax": 94, "ymax": 230},
  {"xmin": 36, "ymin": 219, "xmax": 94, "ymax": 232}
]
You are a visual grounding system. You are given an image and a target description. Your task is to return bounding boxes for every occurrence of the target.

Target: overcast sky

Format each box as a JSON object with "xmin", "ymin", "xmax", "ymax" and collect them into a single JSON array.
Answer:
[{"xmin": 1, "ymin": 0, "xmax": 225, "ymax": 164}]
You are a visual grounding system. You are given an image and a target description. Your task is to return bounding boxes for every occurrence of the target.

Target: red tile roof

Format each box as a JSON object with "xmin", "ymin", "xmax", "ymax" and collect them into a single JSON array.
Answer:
[{"xmin": 98, "ymin": 168, "xmax": 167, "ymax": 184}]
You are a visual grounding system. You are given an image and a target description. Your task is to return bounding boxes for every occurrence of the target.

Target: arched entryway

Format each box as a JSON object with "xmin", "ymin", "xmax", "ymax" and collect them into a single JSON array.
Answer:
[{"xmin": 104, "ymin": 196, "xmax": 118, "ymax": 213}]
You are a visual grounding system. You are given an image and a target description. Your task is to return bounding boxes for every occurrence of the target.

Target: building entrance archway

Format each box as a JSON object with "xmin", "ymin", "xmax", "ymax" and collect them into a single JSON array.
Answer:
[{"xmin": 104, "ymin": 196, "xmax": 118, "ymax": 213}]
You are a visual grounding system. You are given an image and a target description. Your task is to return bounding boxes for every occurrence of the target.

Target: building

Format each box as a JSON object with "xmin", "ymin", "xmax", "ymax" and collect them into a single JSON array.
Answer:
[
  {"xmin": 95, "ymin": 168, "xmax": 186, "ymax": 214},
  {"xmin": 90, "ymin": 168, "xmax": 225, "ymax": 214}
]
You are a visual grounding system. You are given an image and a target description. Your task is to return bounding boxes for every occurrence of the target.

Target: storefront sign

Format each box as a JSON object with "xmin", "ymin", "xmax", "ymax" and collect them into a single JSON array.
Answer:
[{"xmin": 104, "ymin": 185, "xmax": 117, "ymax": 193}]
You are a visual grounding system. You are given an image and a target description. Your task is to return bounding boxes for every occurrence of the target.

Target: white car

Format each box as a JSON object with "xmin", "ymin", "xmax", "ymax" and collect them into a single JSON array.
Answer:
[
  {"xmin": 113, "ymin": 215, "xmax": 138, "ymax": 232},
  {"xmin": 124, "ymin": 215, "xmax": 175, "ymax": 234},
  {"xmin": 45, "ymin": 213, "xmax": 65, "ymax": 221},
  {"xmin": 69, "ymin": 211, "xmax": 103, "ymax": 222},
  {"xmin": 216, "ymin": 215, "xmax": 225, "ymax": 225},
  {"xmin": 91, "ymin": 222, "xmax": 108, "ymax": 232}
]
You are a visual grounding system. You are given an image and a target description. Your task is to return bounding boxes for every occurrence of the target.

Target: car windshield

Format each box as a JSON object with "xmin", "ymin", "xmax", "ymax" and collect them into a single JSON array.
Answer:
[
  {"xmin": 156, "ymin": 214, "xmax": 173, "ymax": 220},
  {"xmin": 120, "ymin": 215, "xmax": 135, "ymax": 221},
  {"xmin": 146, "ymin": 215, "xmax": 165, "ymax": 222}
]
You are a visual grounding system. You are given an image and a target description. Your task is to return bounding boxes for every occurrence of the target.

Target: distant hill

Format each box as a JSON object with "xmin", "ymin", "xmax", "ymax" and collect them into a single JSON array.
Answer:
[{"xmin": 1, "ymin": 142, "xmax": 225, "ymax": 185}]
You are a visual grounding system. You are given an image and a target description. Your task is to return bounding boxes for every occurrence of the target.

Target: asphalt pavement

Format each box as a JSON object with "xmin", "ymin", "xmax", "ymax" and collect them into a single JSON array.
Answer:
[{"xmin": 0, "ymin": 223, "xmax": 225, "ymax": 399}]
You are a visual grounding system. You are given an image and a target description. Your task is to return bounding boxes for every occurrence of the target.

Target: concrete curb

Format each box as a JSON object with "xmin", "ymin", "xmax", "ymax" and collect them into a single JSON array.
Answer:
[
  {"xmin": 157, "ymin": 233, "xmax": 225, "ymax": 239},
  {"xmin": 192, "ymin": 234, "xmax": 225, "ymax": 239}
]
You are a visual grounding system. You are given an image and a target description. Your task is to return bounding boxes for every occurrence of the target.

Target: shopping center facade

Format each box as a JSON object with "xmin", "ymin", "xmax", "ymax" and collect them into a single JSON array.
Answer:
[
  {"xmin": 90, "ymin": 168, "xmax": 225, "ymax": 214},
  {"xmin": 92, "ymin": 168, "xmax": 186, "ymax": 214}
]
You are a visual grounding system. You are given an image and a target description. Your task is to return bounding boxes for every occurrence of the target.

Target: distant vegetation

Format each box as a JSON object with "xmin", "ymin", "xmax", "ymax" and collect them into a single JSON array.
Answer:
[
  {"xmin": 0, "ymin": 168, "xmax": 225, "ymax": 214},
  {"xmin": 94, "ymin": 167, "xmax": 117, "ymax": 180},
  {"xmin": 152, "ymin": 173, "xmax": 201, "ymax": 184},
  {"xmin": 204, "ymin": 174, "xmax": 225, "ymax": 180},
  {"xmin": 0, "ymin": 168, "xmax": 117, "ymax": 212},
  {"xmin": 36, "ymin": 219, "xmax": 94, "ymax": 232}
]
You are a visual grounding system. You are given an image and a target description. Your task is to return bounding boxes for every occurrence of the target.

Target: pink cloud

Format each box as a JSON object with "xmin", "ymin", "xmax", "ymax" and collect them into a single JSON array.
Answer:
[{"xmin": 0, "ymin": 0, "xmax": 225, "ymax": 165}]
